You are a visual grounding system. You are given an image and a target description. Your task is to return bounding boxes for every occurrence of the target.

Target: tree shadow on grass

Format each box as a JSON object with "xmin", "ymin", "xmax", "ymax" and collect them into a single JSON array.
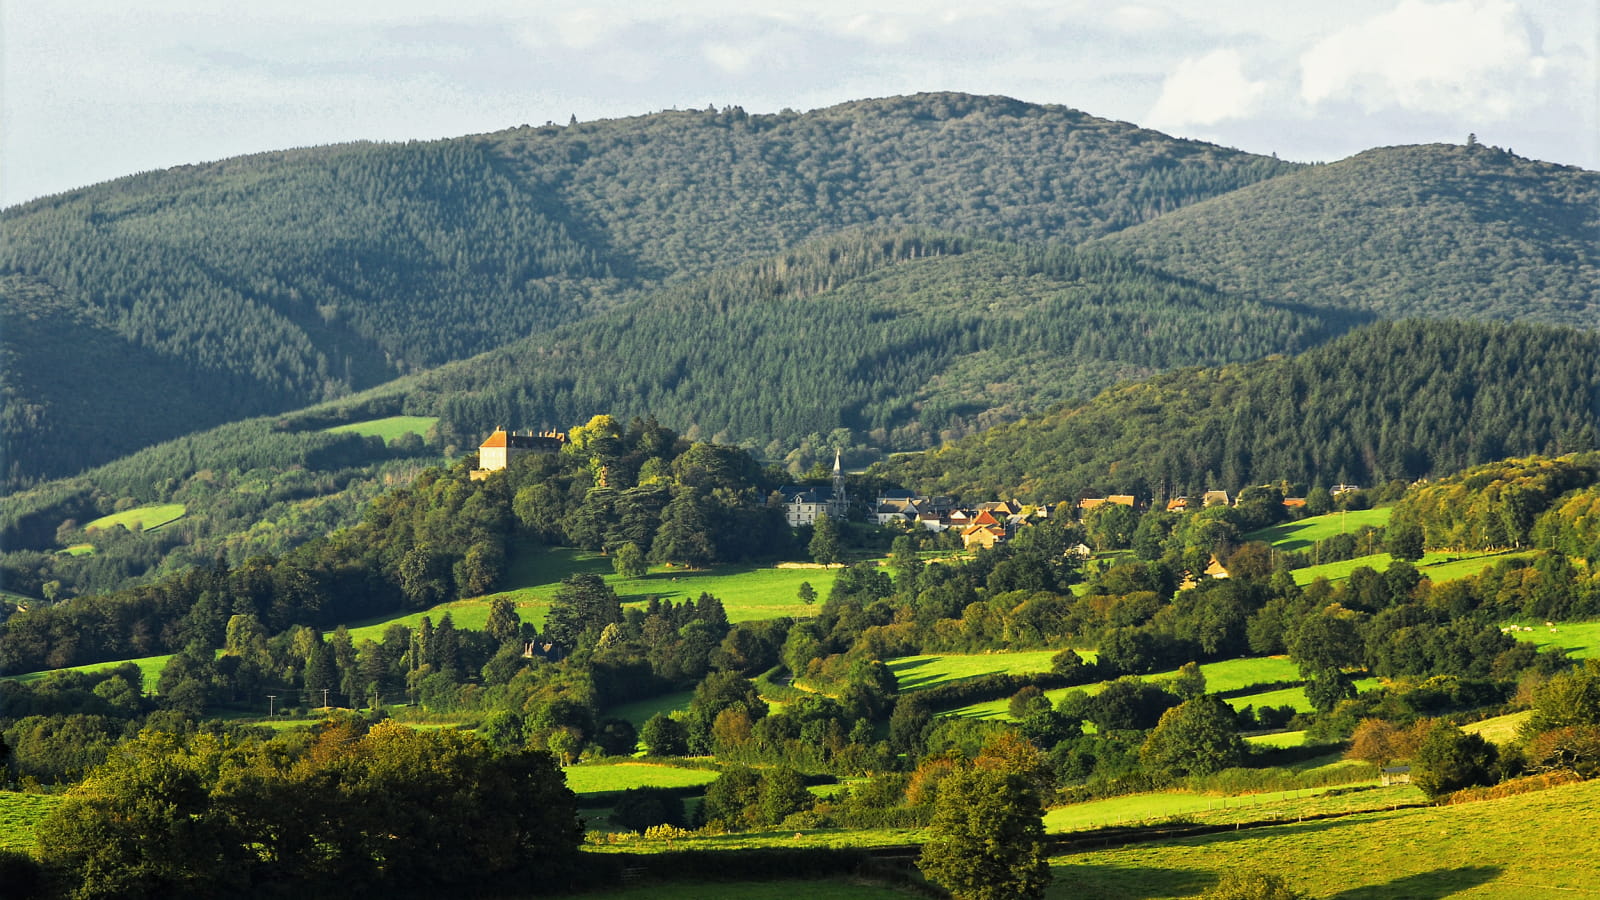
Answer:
[
  {"xmin": 1054, "ymin": 862, "xmax": 1209, "ymax": 899},
  {"xmin": 1328, "ymin": 865, "xmax": 1501, "ymax": 899},
  {"xmin": 885, "ymin": 657, "xmax": 944, "ymax": 690}
]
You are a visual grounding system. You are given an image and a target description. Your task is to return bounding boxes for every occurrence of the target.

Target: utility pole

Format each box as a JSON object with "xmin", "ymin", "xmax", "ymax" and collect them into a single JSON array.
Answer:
[
  {"xmin": 321, "ymin": 687, "xmax": 330, "ymax": 710},
  {"xmin": 267, "ymin": 694, "xmax": 277, "ymax": 717}
]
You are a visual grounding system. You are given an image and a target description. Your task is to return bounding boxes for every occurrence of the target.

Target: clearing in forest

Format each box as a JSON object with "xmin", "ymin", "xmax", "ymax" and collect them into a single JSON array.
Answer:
[
  {"xmin": 83, "ymin": 503, "xmax": 187, "ymax": 533},
  {"xmin": 322, "ymin": 415, "xmax": 439, "ymax": 441}
]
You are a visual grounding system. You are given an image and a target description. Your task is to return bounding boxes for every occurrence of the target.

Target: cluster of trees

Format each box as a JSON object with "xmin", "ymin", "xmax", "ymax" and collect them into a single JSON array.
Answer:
[
  {"xmin": 1389, "ymin": 453, "xmax": 1600, "ymax": 553},
  {"xmin": 27, "ymin": 719, "xmax": 582, "ymax": 898},
  {"xmin": 0, "ymin": 416, "xmax": 789, "ymax": 674},
  {"xmin": 888, "ymin": 320, "xmax": 1600, "ymax": 501}
]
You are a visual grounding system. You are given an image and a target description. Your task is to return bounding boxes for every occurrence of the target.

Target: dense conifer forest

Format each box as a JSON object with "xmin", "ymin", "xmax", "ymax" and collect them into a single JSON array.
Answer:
[{"xmin": 884, "ymin": 320, "xmax": 1600, "ymax": 502}]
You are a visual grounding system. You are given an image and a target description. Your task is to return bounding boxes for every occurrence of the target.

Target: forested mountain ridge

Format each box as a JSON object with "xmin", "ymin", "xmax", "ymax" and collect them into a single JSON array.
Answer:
[
  {"xmin": 1090, "ymin": 143, "xmax": 1600, "ymax": 328},
  {"xmin": 0, "ymin": 93, "xmax": 1297, "ymax": 488},
  {"xmin": 882, "ymin": 319, "xmax": 1600, "ymax": 502},
  {"xmin": 407, "ymin": 228, "xmax": 1358, "ymax": 453}
]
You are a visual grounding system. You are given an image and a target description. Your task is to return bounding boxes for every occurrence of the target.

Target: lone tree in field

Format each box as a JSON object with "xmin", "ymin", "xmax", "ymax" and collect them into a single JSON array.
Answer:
[{"xmin": 918, "ymin": 766, "xmax": 1051, "ymax": 900}]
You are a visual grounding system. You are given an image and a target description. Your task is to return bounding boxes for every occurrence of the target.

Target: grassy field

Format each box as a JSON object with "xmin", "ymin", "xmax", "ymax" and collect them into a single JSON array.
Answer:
[
  {"xmin": 1465, "ymin": 710, "xmax": 1533, "ymax": 745},
  {"xmin": 8, "ymin": 543, "xmax": 850, "ymax": 683},
  {"xmin": 1286, "ymin": 548, "xmax": 1533, "ymax": 587},
  {"xmin": 941, "ymin": 656, "xmax": 1312, "ymax": 720},
  {"xmin": 1508, "ymin": 619, "xmax": 1600, "ymax": 658},
  {"xmin": 1042, "ymin": 777, "xmax": 1405, "ymax": 833},
  {"xmin": 6, "ymin": 653, "xmax": 175, "ymax": 685},
  {"xmin": 0, "ymin": 791, "xmax": 62, "ymax": 853},
  {"xmin": 1050, "ymin": 779, "xmax": 1600, "ymax": 898},
  {"xmin": 1243, "ymin": 730, "xmax": 1306, "ymax": 748},
  {"xmin": 560, "ymin": 879, "xmax": 922, "ymax": 899},
  {"xmin": 342, "ymin": 547, "xmax": 840, "ymax": 643},
  {"xmin": 1222, "ymin": 677, "xmax": 1382, "ymax": 715},
  {"xmin": 83, "ymin": 503, "xmax": 186, "ymax": 533},
  {"xmin": 323, "ymin": 415, "xmax": 439, "ymax": 441},
  {"xmin": 888, "ymin": 651, "xmax": 1081, "ymax": 692},
  {"xmin": 562, "ymin": 763, "xmax": 719, "ymax": 795},
  {"xmin": 1246, "ymin": 508, "xmax": 1393, "ymax": 551}
]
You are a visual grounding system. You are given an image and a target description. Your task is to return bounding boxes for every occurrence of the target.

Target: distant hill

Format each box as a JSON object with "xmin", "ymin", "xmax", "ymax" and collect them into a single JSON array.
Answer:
[
  {"xmin": 882, "ymin": 319, "xmax": 1600, "ymax": 502},
  {"xmin": 0, "ymin": 93, "xmax": 1294, "ymax": 488},
  {"xmin": 1091, "ymin": 143, "xmax": 1600, "ymax": 328}
]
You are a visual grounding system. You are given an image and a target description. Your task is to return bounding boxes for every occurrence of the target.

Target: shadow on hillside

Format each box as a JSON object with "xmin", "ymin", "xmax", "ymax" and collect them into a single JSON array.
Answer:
[
  {"xmin": 885, "ymin": 656, "xmax": 945, "ymax": 690},
  {"xmin": 1328, "ymin": 865, "xmax": 1501, "ymax": 899},
  {"xmin": 1055, "ymin": 862, "xmax": 1208, "ymax": 898}
]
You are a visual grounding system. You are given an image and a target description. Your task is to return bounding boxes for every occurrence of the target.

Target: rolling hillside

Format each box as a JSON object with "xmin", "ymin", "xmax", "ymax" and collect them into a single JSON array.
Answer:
[{"xmin": 1091, "ymin": 143, "xmax": 1600, "ymax": 327}]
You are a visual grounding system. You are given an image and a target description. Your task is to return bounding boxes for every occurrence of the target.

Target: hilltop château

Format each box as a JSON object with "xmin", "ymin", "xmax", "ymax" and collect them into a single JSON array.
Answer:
[{"xmin": 471, "ymin": 427, "xmax": 566, "ymax": 480}]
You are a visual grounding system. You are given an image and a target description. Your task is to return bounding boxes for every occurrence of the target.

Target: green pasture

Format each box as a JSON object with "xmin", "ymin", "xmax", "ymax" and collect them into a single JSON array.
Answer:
[
  {"xmin": 0, "ymin": 791, "xmax": 61, "ymax": 854},
  {"xmin": 562, "ymin": 764, "xmax": 720, "ymax": 796},
  {"xmin": 568, "ymin": 877, "xmax": 916, "ymax": 899},
  {"xmin": 1223, "ymin": 677, "xmax": 1382, "ymax": 715},
  {"xmin": 888, "ymin": 650, "xmax": 1082, "ymax": 692},
  {"xmin": 1043, "ymin": 777, "xmax": 1399, "ymax": 834},
  {"xmin": 496, "ymin": 547, "xmax": 839, "ymax": 622},
  {"xmin": 322, "ymin": 415, "xmax": 439, "ymax": 441},
  {"xmin": 6, "ymin": 653, "xmax": 174, "ymax": 686},
  {"xmin": 604, "ymin": 691, "xmax": 695, "ymax": 728},
  {"xmin": 340, "ymin": 598, "xmax": 536, "ymax": 643},
  {"xmin": 1246, "ymin": 507, "xmax": 1392, "ymax": 551},
  {"xmin": 1051, "ymin": 779, "xmax": 1600, "ymax": 899},
  {"xmin": 1465, "ymin": 710, "xmax": 1532, "ymax": 745},
  {"xmin": 1508, "ymin": 619, "xmax": 1600, "ymax": 658},
  {"xmin": 1243, "ymin": 730, "xmax": 1306, "ymax": 748},
  {"xmin": 83, "ymin": 503, "xmax": 186, "ymax": 533},
  {"xmin": 342, "ymin": 548, "xmax": 840, "ymax": 643},
  {"xmin": 60, "ymin": 543, "xmax": 96, "ymax": 556},
  {"xmin": 941, "ymin": 656, "xmax": 1310, "ymax": 720},
  {"xmin": 1287, "ymin": 548, "xmax": 1532, "ymax": 587}
]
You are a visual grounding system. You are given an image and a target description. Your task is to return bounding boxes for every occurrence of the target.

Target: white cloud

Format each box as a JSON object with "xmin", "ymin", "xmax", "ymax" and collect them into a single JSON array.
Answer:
[
  {"xmin": 1146, "ymin": 49, "xmax": 1268, "ymax": 129},
  {"xmin": 1299, "ymin": 0, "xmax": 1546, "ymax": 118}
]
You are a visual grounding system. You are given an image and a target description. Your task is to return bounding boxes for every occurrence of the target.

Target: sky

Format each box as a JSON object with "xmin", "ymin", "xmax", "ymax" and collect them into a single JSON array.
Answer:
[{"xmin": 3, "ymin": 0, "xmax": 1596, "ymax": 208}]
